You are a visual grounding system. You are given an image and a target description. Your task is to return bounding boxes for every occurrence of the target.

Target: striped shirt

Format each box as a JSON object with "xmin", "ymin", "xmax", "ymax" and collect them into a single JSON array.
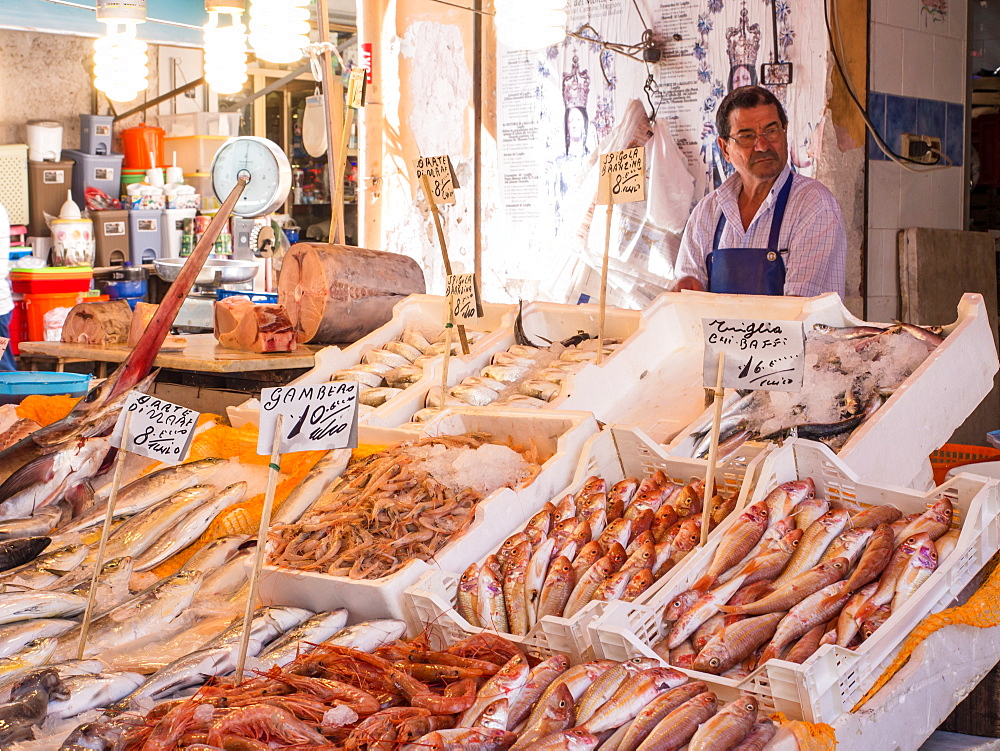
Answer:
[{"xmin": 674, "ymin": 165, "xmax": 847, "ymax": 297}]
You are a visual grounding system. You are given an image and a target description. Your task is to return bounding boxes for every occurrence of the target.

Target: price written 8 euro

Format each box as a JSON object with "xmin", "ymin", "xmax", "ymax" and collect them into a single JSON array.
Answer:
[{"xmin": 113, "ymin": 393, "xmax": 200, "ymax": 464}]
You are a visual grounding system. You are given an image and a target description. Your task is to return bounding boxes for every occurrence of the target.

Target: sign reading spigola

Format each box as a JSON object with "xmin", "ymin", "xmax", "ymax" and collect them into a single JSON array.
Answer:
[
  {"xmin": 257, "ymin": 382, "xmax": 359, "ymax": 454},
  {"xmin": 702, "ymin": 318, "xmax": 805, "ymax": 392},
  {"xmin": 597, "ymin": 146, "xmax": 646, "ymax": 205},
  {"xmin": 111, "ymin": 392, "xmax": 199, "ymax": 464},
  {"xmin": 445, "ymin": 273, "xmax": 483, "ymax": 321}
]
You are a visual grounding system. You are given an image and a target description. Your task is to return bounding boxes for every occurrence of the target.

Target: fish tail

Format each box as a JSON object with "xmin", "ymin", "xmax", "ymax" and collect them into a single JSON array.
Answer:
[
  {"xmin": 692, "ymin": 574, "xmax": 715, "ymax": 592},
  {"xmin": 758, "ymin": 643, "xmax": 780, "ymax": 665},
  {"xmin": 717, "ymin": 605, "xmax": 741, "ymax": 615}
]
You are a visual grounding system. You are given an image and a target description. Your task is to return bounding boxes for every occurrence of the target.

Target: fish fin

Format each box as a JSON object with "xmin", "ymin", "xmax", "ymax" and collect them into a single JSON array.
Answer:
[
  {"xmin": 758, "ymin": 644, "xmax": 780, "ymax": 665},
  {"xmin": 691, "ymin": 574, "xmax": 715, "ymax": 592},
  {"xmin": 854, "ymin": 599, "xmax": 877, "ymax": 623},
  {"xmin": 717, "ymin": 605, "xmax": 740, "ymax": 614},
  {"xmin": 0, "ymin": 454, "xmax": 58, "ymax": 502}
]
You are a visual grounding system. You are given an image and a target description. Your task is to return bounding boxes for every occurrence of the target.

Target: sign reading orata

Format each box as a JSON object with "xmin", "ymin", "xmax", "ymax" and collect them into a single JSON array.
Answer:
[
  {"xmin": 414, "ymin": 154, "xmax": 459, "ymax": 205},
  {"xmin": 257, "ymin": 382, "xmax": 360, "ymax": 454},
  {"xmin": 111, "ymin": 392, "xmax": 199, "ymax": 464},
  {"xmin": 597, "ymin": 146, "xmax": 645, "ymax": 205},
  {"xmin": 702, "ymin": 318, "xmax": 805, "ymax": 392}
]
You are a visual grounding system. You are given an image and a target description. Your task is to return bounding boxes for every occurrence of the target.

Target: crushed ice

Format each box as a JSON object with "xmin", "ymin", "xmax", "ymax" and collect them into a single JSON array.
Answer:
[{"xmin": 322, "ymin": 704, "xmax": 359, "ymax": 729}]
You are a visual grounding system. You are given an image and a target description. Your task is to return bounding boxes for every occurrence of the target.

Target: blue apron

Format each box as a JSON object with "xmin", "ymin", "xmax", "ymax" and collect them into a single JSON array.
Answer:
[{"xmin": 705, "ymin": 173, "xmax": 793, "ymax": 295}]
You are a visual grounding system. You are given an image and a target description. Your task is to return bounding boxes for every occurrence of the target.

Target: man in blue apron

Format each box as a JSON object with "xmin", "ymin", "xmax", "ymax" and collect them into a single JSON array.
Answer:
[{"xmin": 673, "ymin": 86, "xmax": 847, "ymax": 297}]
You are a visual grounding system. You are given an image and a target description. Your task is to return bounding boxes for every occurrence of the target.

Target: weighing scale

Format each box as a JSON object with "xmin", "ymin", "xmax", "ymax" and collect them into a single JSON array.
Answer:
[{"xmin": 163, "ymin": 137, "xmax": 293, "ymax": 332}]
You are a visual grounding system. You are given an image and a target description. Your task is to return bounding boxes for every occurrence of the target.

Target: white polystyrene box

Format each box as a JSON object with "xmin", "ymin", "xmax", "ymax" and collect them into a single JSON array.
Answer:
[
  {"xmin": 589, "ymin": 438, "xmax": 1000, "ymax": 724},
  {"xmin": 662, "ymin": 292, "xmax": 999, "ymax": 490},
  {"xmin": 226, "ymin": 294, "xmax": 518, "ymax": 429},
  {"xmin": 257, "ymin": 408, "xmax": 598, "ymax": 623},
  {"xmin": 403, "ymin": 426, "xmax": 770, "ymax": 662}
]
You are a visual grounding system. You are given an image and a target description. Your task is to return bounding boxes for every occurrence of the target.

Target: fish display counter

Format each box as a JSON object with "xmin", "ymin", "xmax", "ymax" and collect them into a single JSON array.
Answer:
[
  {"xmin": 590, "ymin": 439, "xmax": 1000, "ymax": 724},
  {"xmin": 404, "ymin": 426, "xmax": 770, "ymax": 663},
  {"xmin": 258, "ymin": 407, "xmax": 599, "ymax": 622},
  {"xmin": 664, "ymin": 292, "xmax": 999, "ymax": 490}
]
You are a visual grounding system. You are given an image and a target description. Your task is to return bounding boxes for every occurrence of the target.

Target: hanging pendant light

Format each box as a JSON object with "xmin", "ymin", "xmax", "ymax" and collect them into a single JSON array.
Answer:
[
  {"xmin": 494, "ymin": 0, "xmax": 568, "ymax": 50},
  {"xmin": 93, "ymin": 0, "xmax": 149, "ymax": 103},
  {"xmin": 204, "ymin": 0, "xmax": 248, "ymax": 94},
  {"xmin": 249, "ymin": 0, "xmax": 311, "ymax": 64}
]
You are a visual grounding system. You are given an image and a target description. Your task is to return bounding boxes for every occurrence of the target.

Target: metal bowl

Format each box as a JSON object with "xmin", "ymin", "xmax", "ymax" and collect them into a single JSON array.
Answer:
[{"xmin": 153, "ymin": 258, "xmax": 259, "ymax": 287}]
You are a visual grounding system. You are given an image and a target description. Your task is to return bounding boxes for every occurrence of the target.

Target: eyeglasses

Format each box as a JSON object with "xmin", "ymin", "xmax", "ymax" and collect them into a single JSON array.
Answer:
[{"xmin": 727, "ymin": 125, "xmax": 786, "ymax": 148}]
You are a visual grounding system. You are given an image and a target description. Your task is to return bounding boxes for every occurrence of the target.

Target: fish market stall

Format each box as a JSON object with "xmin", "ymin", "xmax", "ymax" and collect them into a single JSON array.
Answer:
[{"xmin": 664, "ymin": 292, "xmax": 998, "ymax": 489}]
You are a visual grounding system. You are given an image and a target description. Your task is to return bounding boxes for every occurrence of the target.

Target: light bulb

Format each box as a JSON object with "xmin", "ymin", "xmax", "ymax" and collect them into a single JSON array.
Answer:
[
  {"xmin": 249, "ymin": 0, "xmax": 310, "ymax": 64},
  {"xmin": 494, "ymin": 0, "xmax": 567, "ymax": 50},
  {"xmin": 204, "ymin": 11, "xmax": 248, "ymax": 94},
  {"xmin": 93, "ymin": 21, "xmax": 149, "ymax": 102}
]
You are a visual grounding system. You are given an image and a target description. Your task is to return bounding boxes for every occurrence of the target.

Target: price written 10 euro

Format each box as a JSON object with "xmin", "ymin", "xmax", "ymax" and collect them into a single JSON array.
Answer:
[{"xmin": 257, "ymin": 382, "xmax": 360, "ymax": 455}]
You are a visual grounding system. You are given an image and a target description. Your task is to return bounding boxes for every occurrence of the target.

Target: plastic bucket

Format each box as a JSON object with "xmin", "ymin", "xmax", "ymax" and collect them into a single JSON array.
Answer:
[
  {"xmin": 23, "ymin": 291, "xmax": 87, "ymax": 341},
  {"xmin": 0, "ymin": 372, "xmax": 90, "ymax": 404},
  {"xmin": 120, "ymin": 124, "xmax": 165, "ymax": 169}
]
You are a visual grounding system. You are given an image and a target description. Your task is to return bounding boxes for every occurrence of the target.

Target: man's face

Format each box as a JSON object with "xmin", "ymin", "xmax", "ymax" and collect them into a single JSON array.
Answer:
[{"xmin": 718, "ymin": 103, "xmax": 788, "ymax": 184}]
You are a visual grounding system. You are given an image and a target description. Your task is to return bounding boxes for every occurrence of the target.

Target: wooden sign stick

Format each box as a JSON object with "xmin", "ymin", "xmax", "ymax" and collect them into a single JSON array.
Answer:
[
  {"xmin": 77, "ymin": 411, "xmax": 133, "ymax": 660},
  {"xmin": 439, "ymin": 298, "xmax": 455, "ymax": 411},
  {"xmin": 700, "ymin": 351, "xmax": 726, "ymax": 546},
  {"xmin": 234, "ymin": 414, "xmax": 283, "ymax": 683},
  {"xmin": 420, "ymin": 172, "xmax": 470, "ymax": 355},
  {"xmin": 597, "ymin": 168, "xmax": 614, "ymax": 365}
]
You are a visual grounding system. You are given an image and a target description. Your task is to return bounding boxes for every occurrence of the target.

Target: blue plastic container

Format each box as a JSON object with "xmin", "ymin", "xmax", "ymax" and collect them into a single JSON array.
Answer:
[
  {"xmin": 0, "ymin": 372, "xmax": 91, "ymax": 404},
  {"xmin": 216, "ymin": 289, "xmax": 279, "ymax": 304}
]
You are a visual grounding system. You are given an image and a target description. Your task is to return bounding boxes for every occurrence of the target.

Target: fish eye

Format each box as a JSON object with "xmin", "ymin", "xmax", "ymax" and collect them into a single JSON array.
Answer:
[
  {"xmin": 745, "ymin": 702, "xmax": 755, "ymax": 711},
  {"xmin": 559, "ymin": 700, "xmax": 567, "ymax": 707},
  {"xmin": 834, "ymin": 562, "xmax": 843, "ymax": 568},
  {"xmin": 709, "ymin": 657, "xmax": 720, "ymax": 667}
]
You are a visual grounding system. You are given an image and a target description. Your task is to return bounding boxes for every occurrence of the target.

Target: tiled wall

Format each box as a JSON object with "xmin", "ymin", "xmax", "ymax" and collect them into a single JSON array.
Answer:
[{"xmin": 867, "ymin": 0, "xmax": 968, "ymax": 322}]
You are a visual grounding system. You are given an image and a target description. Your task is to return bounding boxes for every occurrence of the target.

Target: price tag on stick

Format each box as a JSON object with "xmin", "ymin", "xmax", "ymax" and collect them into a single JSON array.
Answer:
[
  {"xmin": 257, "ymin": 382, "xmax": 360, "ymax": 455},
  {"xmin": 414, "ymin": 155, "xmax": 459, "ymax": 205},
  {"xmin": 446, "ymin": 273, "xmax": 483, "ymax": 321},
  {"xmin": 597, "ymin": 146, "xmax": 646, "ymax": 205},
  {"xmin": 111, "ymin": 393, "xmax": 198, "ymax": 465},
  {"xmin": 702, "ymin": 318, "xmax": 806, "ymax": 392},
  {"xmin": 347, "ymin": 67, "xmax": 367, "ymax": 108}
]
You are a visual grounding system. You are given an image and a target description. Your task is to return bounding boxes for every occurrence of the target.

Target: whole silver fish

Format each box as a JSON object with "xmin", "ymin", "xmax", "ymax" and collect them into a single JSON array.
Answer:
[
  {"xmin": 0, "ymin": 638, "xmax": 59, "ymax": 682},
  {"xmin": 0, "ymin": 501, "xmax": 70, "ymax": 541},
  {"xmin": 321, "ymin": 619, "xmax": 407, "ymax": 652},
  {"xmin": 63, "ymin": 458, "xmax": 229, "ymax": 535},
  {"xmin": 47, "ymin": 671, "xmax": 145, "ymax": 720},
  {"xmin": 0, "ymin": 436, "xmax": 111, "ymax": 522},
  {"xmin": 271, "ymin": 449, "xmax": 351, "ymax": 525},
  {"xmin": 197, "ymin": 546, "xmax": 253, "ymax": 598},
  {"xmin": 113, "ymin": 643, "xmax": 265, "ymax": 711},
  {"xmin": 0, "ymin": 591, "xmax": 87, "ymax": 625},
  {"xmin": 0, "ymin": 544, "xmax": 90, "ymax": 590},
  {"xmin": 133, "ymin": 482, "xmax": 248, "ymax": 571},
  {"xmin": 98, "ymin": 485, "xmax": 216, "ymax": 563},
  {"xmin": 180, "ymin": 535, "xmax": 250, "ymax": 574},
  {"xmin": 66, "ymin": 557, "xmax": 134, "ymax": 616},
  {"xmin": 52, "ymin": 570, "xmax": 204, "ymax": 661},
  {"xmin": 205, "ymin": 606, "xmax": 314, "ymax": 649},
  {"xmin": 0, "ymin": 619, "xmax": 76, "ymax": 659},
  {"xmin": 257, "ymin": 609, "xmax": 351, "ymax": 667}
]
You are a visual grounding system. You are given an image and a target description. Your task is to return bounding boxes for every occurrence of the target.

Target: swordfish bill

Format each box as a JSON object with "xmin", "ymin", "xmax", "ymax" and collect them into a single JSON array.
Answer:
[
  {"xmin": 109, "ymin": 175, "xmax": 250, "ymax": 399},
  {"xmin": 0, "ymin": 177, "xmax": 250, "ymax": 490}
]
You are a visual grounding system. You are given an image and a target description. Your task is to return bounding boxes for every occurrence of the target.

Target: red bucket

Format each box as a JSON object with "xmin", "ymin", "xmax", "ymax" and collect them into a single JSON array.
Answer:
[{"xmin": 120, "ymin": 123, "xmax": 166, "ymax": 169}]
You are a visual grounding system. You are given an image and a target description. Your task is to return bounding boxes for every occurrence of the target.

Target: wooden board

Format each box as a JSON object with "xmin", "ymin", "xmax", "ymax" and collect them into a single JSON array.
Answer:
[
  {"xmin": 18, "ymin": 334, "xmax": 319, "ymax": 374},
  {"xmin": 899, "ymin": 228, "xmax": 999, "ymax": 446}
]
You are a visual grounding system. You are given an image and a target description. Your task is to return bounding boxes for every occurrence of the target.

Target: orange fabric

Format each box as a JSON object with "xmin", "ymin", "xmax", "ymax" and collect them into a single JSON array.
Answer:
[
  {"xmin": 855, "ymin": 549, "xmax": 1000, "ymax": 711},
  {"xmin": 15, "ymin": 394, "xmax": 82, "ymax": 426}
]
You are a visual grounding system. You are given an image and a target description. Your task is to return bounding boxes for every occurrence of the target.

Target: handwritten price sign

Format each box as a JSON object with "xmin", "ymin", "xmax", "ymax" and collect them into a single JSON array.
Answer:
[
  {"xmin": 111, "ymin": 392, "xmax": 199, "ymax": 464},
  {"xmin": 257, "ymin": 382, "xmax": 359, "ymax": 454},
  {"xmin": 348, "ymin": 67, "xmax": 367, "ymax": 108},
  {"xmin": 702, "ymin": 318, "xmax": 805, "ymax": 392},
  {"xmin": 414, "ymin": 155, "xmax": 459, "ymax": 205},
  {"xmin": 446, "ymin": 273, "xmax": 483, "ymax": 321},
  {"xmin": 597, "ymin": 146, "xmax": 645, "ymax": 205}
]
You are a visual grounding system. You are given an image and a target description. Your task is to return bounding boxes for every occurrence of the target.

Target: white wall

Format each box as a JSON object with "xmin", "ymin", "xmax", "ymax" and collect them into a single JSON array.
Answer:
[{"xmin": 866, "ymin": 0, "xmax": 968, "ymax": 321}]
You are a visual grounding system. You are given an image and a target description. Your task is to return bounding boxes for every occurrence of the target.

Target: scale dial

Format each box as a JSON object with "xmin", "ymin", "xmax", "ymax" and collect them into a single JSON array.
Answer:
[{"xmin": 210, "ymin": 136, "xmax": 293, "ymax": 218}]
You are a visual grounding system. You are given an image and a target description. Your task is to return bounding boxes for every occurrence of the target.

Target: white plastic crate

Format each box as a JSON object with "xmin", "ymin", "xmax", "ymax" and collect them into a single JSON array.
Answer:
[
  {"xmin": 590, "ymin": 438, "xmax": 1000, "ymax": 724},
  {"xmin": 159, "ymin": 112, "xmax": 241, "ymax": 138},
  {"xmin": 258, "ymin": 408, "xmax": 598, "ymax": 623},
  {"xmin": 662, "ymin": 292, "xmax": 998, "ymax": 489},
  {"xmin": 226, "ymin": 294, "xmax": 517, "ymax": 429},
  {"xmin": 403, "ymin": 426, "xmax": 770, "ymax": 663}
]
